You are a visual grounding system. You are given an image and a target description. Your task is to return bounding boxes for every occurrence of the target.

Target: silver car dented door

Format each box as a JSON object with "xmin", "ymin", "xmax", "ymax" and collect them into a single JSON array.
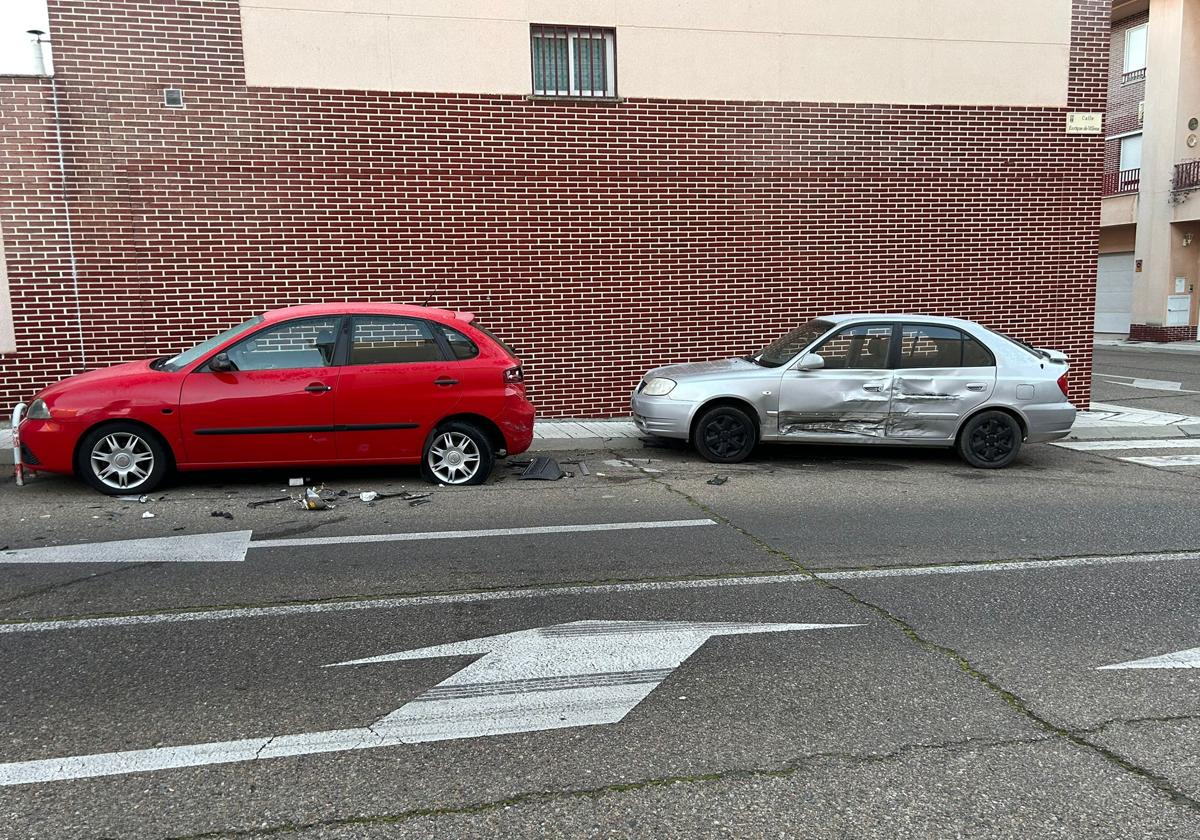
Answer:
[
  {"xmin": 776, "ymin": 323, "xmax": 895, "ymax": 440},
  {"xmin": 887, "ymin": 324, "xmax": 997, "ymax": 440}
]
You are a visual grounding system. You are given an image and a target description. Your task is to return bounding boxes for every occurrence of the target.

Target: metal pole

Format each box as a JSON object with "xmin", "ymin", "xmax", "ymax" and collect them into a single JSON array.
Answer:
[
  {"xmin": 11, "ymin": 403, "xmax": 26, "ymax": 486},
  {"xmin": 30, "ymin": 36, "xmax": 47, "ymax": 76}
]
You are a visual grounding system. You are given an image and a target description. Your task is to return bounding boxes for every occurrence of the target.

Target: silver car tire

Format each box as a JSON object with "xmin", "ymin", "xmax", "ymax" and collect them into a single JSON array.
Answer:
[
  {"xmin": 957, "ymin": 411, "xmax": 1022, "ymax": 469},
  {"xmin": 76, "ymin": 422, "xmax": 170, "ymax": 495},
  {"xmin": 693, "ymin": 405, "xmax": 757, "ymax": 464}
]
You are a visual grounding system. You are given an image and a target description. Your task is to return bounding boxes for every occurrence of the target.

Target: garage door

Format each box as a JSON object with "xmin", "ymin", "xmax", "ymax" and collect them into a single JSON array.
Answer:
[{"xmin": 1095, "ymin": 252, "xmax": 1134, "ymax": 334}]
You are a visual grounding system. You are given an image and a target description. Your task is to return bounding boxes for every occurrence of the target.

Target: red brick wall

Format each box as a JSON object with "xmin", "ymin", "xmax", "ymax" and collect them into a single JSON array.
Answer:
[
  {"xmin": 0, "ymin": 0, "xmax": 1106, "ymax": 416},
  {"xmin": 1129, "ymin": 324, "xmax": 1196, "ymax": 342},
  {"xmin": 1105, "ymin": 12, "xmax": 1149, "ymax": 176}
]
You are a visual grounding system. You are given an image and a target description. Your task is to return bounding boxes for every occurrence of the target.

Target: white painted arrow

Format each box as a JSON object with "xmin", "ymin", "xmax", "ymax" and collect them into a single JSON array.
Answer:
[
  {"xmin": 1099, "ymin": 646, "xmax": 1200, "ymax": 670},
  {"xmin": 0, "ymin": 619, "xmax": 857, "ymax": 786},
  {"xmin": 0, "ymin": 520, "xmax": 713, "ymax": 564},
  {"xmin": 328, "ymin": 619, "xmax": 858, "ymax": 741},
  {"xmin": 0, "ymin": 531, "xmax": 254, "ymax": 564}
]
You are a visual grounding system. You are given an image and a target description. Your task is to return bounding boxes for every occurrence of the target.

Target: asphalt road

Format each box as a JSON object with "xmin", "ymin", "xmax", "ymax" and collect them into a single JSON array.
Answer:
[{"xmin": 0, "ymin": 350, "xmax": 1199, "ymax": 838}]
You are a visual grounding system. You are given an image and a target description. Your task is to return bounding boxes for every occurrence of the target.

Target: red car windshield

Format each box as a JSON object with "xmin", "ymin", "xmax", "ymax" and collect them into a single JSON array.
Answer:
[{"xmin": 157, "ymin": 316, "xmax": 264, "ymax": 372}]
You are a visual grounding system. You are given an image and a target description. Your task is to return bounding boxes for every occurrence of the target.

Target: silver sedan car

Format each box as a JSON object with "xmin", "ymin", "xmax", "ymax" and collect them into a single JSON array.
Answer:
[{"xmin": 631, "ymin": 315, "xmax": 1076, "ymax": 469}]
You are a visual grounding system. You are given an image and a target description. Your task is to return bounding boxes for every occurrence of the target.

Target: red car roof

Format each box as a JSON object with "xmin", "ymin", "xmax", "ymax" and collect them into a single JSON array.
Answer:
[{"xmin": 259, "ymin": 303, "xmax": 474, "ymax": 324}]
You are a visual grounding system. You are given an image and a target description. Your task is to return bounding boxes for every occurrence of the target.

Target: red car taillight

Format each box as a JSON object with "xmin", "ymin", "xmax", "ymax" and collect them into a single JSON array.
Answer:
[
  {"xmin": 1057, "ymin": 372, "xmax": 1069, "ymax": 399},
  {"xmin": 504, "ymin": 365, "xmax": 524, "ymax": 384}
]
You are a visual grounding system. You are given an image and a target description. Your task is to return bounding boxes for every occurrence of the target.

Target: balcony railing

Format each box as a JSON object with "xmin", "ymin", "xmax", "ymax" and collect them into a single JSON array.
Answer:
[
  {"xmin": 1103, "ymin": 168, "xmax": 1140, "ymax": 196},
  {"xmin": 1173, "ymin": 160, "xmax": 1200, "ymax": 193},
  {"xmin": 1121, "ymin": 67, "xmax": 1146, "ymax": 84}
]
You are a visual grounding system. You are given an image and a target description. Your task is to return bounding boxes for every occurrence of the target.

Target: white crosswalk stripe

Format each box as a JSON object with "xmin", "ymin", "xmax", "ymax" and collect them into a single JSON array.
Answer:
[
  {"xmin": 1052, "ymin": 438, "xmax": 1200, "ymax": 468},
  {"xmin": 1054, "ymin": 438, "xmax": 1200, "ymax": 451},
  {"xmin": 1122, "ymin": 454, "xmax": 1200, "ymax": 468}
]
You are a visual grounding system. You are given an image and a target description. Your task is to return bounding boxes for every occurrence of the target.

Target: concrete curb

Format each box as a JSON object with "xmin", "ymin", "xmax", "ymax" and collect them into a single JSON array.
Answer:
[{"xmin": 1095, "ymin": 340, "xmax": 1200, "ymax": 357}]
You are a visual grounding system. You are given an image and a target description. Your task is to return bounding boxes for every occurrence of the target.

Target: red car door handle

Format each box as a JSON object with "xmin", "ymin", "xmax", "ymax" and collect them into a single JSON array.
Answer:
[
  {"xmin": 434, "ymin": 378, "xmax": 459, "ymax": 387},
  {"xmin": 304, "ymin": 383, "xmax": 332, "ymax": 393}
]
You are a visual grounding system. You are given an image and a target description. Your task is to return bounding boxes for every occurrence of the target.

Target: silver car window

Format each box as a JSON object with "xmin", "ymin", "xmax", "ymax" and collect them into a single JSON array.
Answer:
[
  {"xmin": 813, "ymin": 325, "xmax": 893, "ymax": 370},
  {"xmin": 899, "ymin": 325, "xmax": 995, "ymax": 368},
  {"xmin": 757, "ymin": 319, "xmax": 833, "ymax": 368}
]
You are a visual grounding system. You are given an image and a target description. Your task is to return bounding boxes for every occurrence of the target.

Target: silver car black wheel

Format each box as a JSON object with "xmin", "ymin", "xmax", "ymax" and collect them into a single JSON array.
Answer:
[
  {"xmin": 427, "ymin": 431, "xmax": 482, "ymax": 484},
  {"xmin": 90, "ymin": 431, "xmax": 156, "ymax": 490}
]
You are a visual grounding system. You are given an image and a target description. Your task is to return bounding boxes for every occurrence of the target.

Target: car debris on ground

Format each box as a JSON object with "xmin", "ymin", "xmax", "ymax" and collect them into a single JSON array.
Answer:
[
  {"xmin": 141, "ymin": 511, "xmax": 155, "ymax": 519},
  {"xmin": 246, "ymin": 496, "xmax": 290, "ymax": 509},
  {"xmin": 210, "ymin": 510, "xmax": 234, "ymax": 519},
  {"xmin": 518, "ymin": 456, "xmax": 565, "ymax": 481},
  {"xmin": 707, "ymin": 475, "xmax": 728, "ymax": 486}
]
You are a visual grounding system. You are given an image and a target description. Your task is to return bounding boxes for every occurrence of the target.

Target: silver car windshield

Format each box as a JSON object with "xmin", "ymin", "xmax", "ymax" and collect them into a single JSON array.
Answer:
[
  {"xmin": 755, "ymin": 319, "xmax": 835, "ymax": 368},
  {"xmin": 155, "ymin": 316, "xmax": 265, "ymax": 372}
]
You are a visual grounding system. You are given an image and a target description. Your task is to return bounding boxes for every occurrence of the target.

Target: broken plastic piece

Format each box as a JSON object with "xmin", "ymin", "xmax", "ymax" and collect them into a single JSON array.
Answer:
[
  {"xmin": 141, "ymin": 511, "xmax": 155, "ymax": 519},
  {"xmin": 288, "ymin": 478, "xmax": 305, "ymax": 487},
  {"xmin": 359, "ymin": 491, "xmax": 379, "ymax": 502},
  {"xmin": 519, "ymin": 456, "xmax": 565, "ymax": 481},
  {"xmin": 117, "ymin": 494, "xmax": 150, "ymax": 502},
  {"xmin": 246, "ymin": 497, "xmax": 290, "ymax": 509},
  {"xmin": 211, "ymin": 510, "xmax": 234, "ymax": 519},
  {"xmin": 706, "ymin": 475, "xmax": 728, "ymax": 486},
  {"xmin": 301, "ymin": 487, "xmax": 331, "ymax": 511}
]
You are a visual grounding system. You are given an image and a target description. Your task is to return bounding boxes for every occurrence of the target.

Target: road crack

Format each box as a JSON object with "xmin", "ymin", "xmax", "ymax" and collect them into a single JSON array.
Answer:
[
  {"xmin": 160, "ymin": 734, "xmax": 1054, "ymax": 839},
  {"xmin": 650, "ymin": 473, "xmax": 1200, "ymax": 817},
  {"xmin": 0, "ymin": 562, "xmax": 157, "ymax": 609}
]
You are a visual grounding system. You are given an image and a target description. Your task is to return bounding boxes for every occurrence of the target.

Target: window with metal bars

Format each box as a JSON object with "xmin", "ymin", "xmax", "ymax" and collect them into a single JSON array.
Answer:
[{"xmin": 531, "ymin": 25, "xmax": 616, "ymax": 98}]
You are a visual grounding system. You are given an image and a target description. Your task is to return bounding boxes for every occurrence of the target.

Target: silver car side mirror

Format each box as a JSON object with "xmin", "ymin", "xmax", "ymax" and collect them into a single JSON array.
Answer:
[{"xmin": 796, "ymin": 353, "xmax": 824, "ymax": 371}]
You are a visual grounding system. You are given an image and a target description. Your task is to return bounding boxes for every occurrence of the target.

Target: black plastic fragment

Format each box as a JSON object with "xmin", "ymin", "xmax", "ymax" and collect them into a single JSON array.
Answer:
[
  {"xmin": 246, "ymin": 497, "xmax": 290, "ymax": 508},
  {"xmin": 706, "ymin": 475, "xmax": 728, "ymax": 486},
  {"xmin": 210, "ymin": 510, "xmax": 234, "ymax": 519},
  {"xmin": 519, "ymin": 456, "xmax": 565, "ymax": 481}
]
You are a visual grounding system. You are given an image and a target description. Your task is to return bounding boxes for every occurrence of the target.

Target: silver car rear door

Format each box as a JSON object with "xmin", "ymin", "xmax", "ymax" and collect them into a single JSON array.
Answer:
[
  {"xmin": 776, "ymin": 323, "xmax": 895, "ymax": 441},
  {"xmin": 887, "ymin": 324, "xmax": 997, "ymax": 441}
]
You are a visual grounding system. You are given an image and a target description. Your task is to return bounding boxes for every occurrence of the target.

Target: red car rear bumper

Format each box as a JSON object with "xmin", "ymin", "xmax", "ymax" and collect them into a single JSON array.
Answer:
[{"xmin": 499, "ymin": 391, "xmax": 535, "ymax": 455}]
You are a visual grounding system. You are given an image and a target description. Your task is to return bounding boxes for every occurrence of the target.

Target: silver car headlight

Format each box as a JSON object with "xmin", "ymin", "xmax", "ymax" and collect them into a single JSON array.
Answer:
[
  {"xmin": 26, "ymin": 399, "xmax": 51, "ymax": 420},
  {"xmin": 641, "ymin": 377, "xmax": 677, "ymax": 396}
]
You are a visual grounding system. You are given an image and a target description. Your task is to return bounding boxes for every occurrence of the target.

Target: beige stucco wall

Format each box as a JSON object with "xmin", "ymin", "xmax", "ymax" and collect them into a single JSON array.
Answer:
[
  {"xmin": 240, "ymin": 0, "xmax": 1072, "ymax": 105},
  {"xmin": 1101, "ymin": 193, "xmax": 1139, "ymax": 227}
]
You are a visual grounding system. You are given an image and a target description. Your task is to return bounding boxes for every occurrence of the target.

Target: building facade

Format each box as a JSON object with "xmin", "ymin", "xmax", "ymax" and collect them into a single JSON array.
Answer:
[
  {"xmin": 0, "ymin": 0, "xmax": 1108, "ymax": 415},
  {"xmin": 1099, "ymin": 0, "xmax": 1200, "ymax": 341}
]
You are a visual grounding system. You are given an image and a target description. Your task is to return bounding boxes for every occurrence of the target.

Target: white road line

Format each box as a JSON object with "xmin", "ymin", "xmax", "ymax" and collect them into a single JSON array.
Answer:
[
  {"xmin": 1053, "ymin": 439, "xmax": 1200, "ymax": 452},
  {"xmin": 0, "ymin": 531, "xmax": 253, "ymax": 565},
  {"xmin": 1120, "ymin": 454, "xmax": 1200, "ymax": 468},
  {"xmin": 0, "ymin": 521, "xmax": 715, "ymax": 566},
  {"xmin": 251, "ymin": 519, "xmax": 715, "ymax": 550},
  {"xmin": 4, "ymin": 549, "xmax": 1199, "ymax": 635}
]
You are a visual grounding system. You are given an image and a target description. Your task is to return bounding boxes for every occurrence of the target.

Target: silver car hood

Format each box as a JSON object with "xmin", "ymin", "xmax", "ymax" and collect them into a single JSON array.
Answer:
[{"xmin": 646, "ymin": 358, "xmax": 760, "ymax": 382}]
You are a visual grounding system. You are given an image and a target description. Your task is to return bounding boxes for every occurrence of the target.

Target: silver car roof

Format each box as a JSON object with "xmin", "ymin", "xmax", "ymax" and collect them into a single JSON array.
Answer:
[{"xmin": 818, "ymin": 314, "xmax": 990, "ymax": 331}]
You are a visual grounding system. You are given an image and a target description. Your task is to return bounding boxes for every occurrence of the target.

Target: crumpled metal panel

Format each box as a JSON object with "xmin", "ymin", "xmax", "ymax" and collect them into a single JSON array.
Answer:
[
  {"xmin": 887, "ymin": 373, "xmax": 994, "ymax": 440},
  {"xmin": 778, "ymin": 412, "xmax": 888, "ymax": 436}
]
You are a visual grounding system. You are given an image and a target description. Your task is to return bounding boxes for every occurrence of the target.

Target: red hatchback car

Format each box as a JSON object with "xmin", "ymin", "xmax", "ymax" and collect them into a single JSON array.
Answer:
[{"xmin": 17, "ymin": 304, "xmax": 535, "ymax": 494}]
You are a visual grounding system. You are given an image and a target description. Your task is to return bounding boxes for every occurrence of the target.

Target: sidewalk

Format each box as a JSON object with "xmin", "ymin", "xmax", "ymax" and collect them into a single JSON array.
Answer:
[
  {"xmin": 5, "ymin": 406, "xmax": 1200, "ymax": 467},
  {"xmin": 1095, "ymin": 338, "xmax": 1200, "ymax": 356}
]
